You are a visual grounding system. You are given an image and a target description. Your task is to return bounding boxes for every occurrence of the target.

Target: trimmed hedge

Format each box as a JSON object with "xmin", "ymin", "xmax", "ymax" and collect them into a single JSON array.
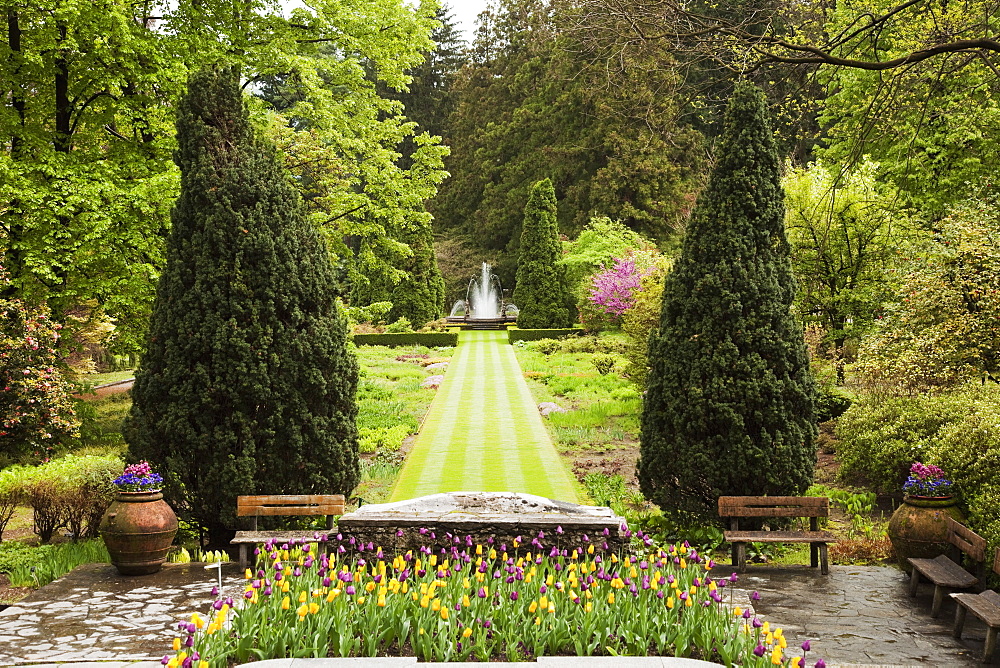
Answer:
[
  {"xmin": 508, "ymin": 328, "xmax": 581, "ymax": 343},
  {"xmin": 353, "ymin": 333, "xmax": 459, "ymax": 347}
]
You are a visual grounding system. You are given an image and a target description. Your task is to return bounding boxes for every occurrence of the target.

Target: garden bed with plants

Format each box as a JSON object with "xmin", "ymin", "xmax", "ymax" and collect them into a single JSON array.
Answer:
[{"xmin": 162, "ymin": 532, "xmax": 823, "ymax": 667}]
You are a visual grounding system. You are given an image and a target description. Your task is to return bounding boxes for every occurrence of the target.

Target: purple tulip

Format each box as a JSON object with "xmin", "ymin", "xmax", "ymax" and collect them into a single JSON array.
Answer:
[
  {"xmin": 510, "ymin": 591, "xmax": 519, "ymax": 601},
  {"xmin": 802, "ymin": 640, "xmax": 811, "ymax": 651},
  {"xmin": 753, "ymin": 644, "xmax": 766, "ymax": 657},
  {"xmin": 816, "ymin": 661, "xmax": 827, "ymax": 668},
  {"xmin": 751, "ymin": 591, "xmax": 761, "ymax": 601},
  {"xmin": 345, "ymin": 585, "xmax": 356, "ymax": 595},
  {"xmin": 161, "ymin": 657, "xmax": 170, "ymax": 665}
]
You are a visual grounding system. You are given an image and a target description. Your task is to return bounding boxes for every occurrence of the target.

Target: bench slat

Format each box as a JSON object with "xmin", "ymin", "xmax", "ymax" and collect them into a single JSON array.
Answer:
[
  {"xmin": 953, "ymin": 592, "xmax": 1000, "ymax": 627},
  {"xmin": 232, "ymin": 530, "xmax": 327, "ymax": 544},
  {"xmin": 947, "ymin": 517, "xmax": 986, "ymax": 562},
  {"xmin": 725, "ymin": 530, "xmax": 836, "ymax": 543},
  {"xmin": 994, "ymin": 548, "xmax": 1000, "ymax": 577},
  {"xmin": 237, "ymin": 494, "xmax": 344, "ymax": 517},
  {"xmin": 718, "ymin": 496, "xmax": 829, "ymax": 517},
  {"xmin": 910, "ymin": 555, "xmax": 978, "ymax": 588}
]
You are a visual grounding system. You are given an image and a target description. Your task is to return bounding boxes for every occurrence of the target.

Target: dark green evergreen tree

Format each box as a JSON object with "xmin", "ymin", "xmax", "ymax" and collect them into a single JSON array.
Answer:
[
  {"xmin": 125, "ymin": 67, "xmax": 359, "ymax": 545},
  {"xmin": 513, "ymin": 178, "xmax": 573, "ymax": 329},
  {"xmin": 637, "ymin": 83, "xmax": 816, "ymax": 522}
]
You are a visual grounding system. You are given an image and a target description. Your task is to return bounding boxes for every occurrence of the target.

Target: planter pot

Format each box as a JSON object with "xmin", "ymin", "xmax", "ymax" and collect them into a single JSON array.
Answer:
[
  {"xmin": 100, "ymin": 491, "xmax": 178, "ymax": 575},
  {"xmin": 887, "ymin": 495, "xmax": 965, "ymax": 572}
]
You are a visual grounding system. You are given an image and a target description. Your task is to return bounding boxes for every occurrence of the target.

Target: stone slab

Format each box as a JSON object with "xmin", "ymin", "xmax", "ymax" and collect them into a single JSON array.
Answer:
[{"xmin": 337, "ymin": 492, "xmax": 627, "ymax": 555}]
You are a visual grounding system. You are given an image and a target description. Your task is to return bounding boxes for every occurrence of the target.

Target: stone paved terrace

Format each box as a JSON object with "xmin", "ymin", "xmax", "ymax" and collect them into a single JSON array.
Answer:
[{"xmin": 0, "ymin": 561, "xmax": 994, "ymax": 666}]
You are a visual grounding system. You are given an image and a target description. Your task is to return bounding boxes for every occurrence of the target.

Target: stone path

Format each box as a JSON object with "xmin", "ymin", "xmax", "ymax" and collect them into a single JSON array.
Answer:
[
  {"xmin": 390, "ymin": 330, "xmax": 578, "ymax": 502},
  {"xmin": 0, "ymin": 562, "xmax": 245, "ymax": 666},
  {"xmin": 715, "ymin": 564, "xmax": 988, "ymax": 667}
]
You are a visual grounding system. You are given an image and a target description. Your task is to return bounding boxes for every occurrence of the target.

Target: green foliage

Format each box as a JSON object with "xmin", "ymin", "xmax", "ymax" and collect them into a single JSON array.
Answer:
[
  {"xmin": 125, "ymin": 68, "xmax": 359, "ymax": 545},
  {"xmin": 591, "ymin": 353, "xmax": 617, "ymax": 375},
  {"xmin": 968, "ymin": 484, "xmax": 1000, "ymax": 585},
  {"xmin": 0, "ymin": 0, "xmax": 444, "ymax": 356},
  {"xmin": 0, "ymin": 541, "xmax": 40, "ymax": 574},
  {"xmin": 857, "ymin": 201, "xmax": 1000, "ymax": 393},
  {"xmin": 783, "ymin": 161, "xmax": 911, "ymax": 373},
  {"xmin": 1, "ymin": 270, "xmax": 79, "ymax": 461},
  {"xmin": 513, "ymin": 179, "xmax": 574, "ymax": 329},
  {"xmin": 638, "ymin": 83, "xmax": 817, "ymax": 522},
  {"xmin": 814, "ymin": 381, "xmax": 853, "ymax": 423},
  {"xmin": 819, "ymin": 2, "xmax": 1000, "ymax": 221},
  {"xmin": 385, "ymin": 317, "xmax": 415, "ymax": 334},
  {"xmin": 5, "ymin": 539, "xmax": 110, "ymax": 588},
  {"xmin": 358, "ymin": 425, "xmax": 411, "ymax": 454},
  {"xmin": 353, "ymin": 333, "xmax": 458, "ymax": 347},
  {"xmin": 0, "ymin": 466, "xmax": 27, "ymax": 541},
  {"xmin": 507, "ymin": 329, "xmax": 580, "ymax": 343},
  {"xmin": 560, "ymin": 218, "xmax": 651, "ymax": 296},
  {"xmin": 74, "ymin": 393, "xmax": 131, "ymax": 454},
  {"xmin": 345, "ymin": 302, "xmax": 394, "ymax": 327},
  {"xmin": 620, "ymin": 262, "xmax": 669, "ymax": 388}
]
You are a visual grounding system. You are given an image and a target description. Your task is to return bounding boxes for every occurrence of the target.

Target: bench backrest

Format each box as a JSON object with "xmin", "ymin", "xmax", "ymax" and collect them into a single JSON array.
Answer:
[
  {"xmin": 237, "ymin": 494, "xmax": 345, "ymax": 518},
  {"xmin": 946, "ymin": 517, "xmax": 986, "ymax": 563},
  {"xmin": 718, "ymin": 496, "xmax": 829, "ymax": 518}
]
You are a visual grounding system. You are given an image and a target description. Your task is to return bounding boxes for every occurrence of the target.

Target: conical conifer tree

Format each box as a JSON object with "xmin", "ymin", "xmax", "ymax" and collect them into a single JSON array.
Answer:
[
  {"xmin": 513, "ymin": 179, "xmax": 573, "ymax": 329},
  {"xmin": 125, "ymin": 67, "xmax": 359, "ymax": 545},
  {"xmin": 637, "ymin": 83, "xmax": 816, "ymax": 521}
]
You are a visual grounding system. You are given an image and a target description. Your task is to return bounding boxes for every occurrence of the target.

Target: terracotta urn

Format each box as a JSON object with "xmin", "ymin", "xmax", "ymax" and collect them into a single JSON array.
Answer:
[
  {"xmin": 887, "ymin": 495, "xmax": 965, "ymax": 572},
  {"xmin": 100, "ymin": 491, "xmax": 178, "ymax": 575}
]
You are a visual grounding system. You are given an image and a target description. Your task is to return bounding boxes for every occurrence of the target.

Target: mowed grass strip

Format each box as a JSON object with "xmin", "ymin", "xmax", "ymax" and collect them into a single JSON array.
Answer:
[{"xmin": 390, "ymin": 330, "xmax": 579, "ymax": 502}]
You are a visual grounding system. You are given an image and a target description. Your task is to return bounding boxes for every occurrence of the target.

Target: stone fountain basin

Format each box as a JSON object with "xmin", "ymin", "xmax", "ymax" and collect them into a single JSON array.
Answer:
[{"xmin": 338, "ymin": 492, "xmax": 627, "ymax": 553}]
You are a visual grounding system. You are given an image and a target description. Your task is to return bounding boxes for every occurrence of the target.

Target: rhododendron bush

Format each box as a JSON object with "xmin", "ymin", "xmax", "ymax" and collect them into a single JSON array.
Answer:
[{"xmin": 1, "ymin": 264, "xmax": 78, "ymax": 460}]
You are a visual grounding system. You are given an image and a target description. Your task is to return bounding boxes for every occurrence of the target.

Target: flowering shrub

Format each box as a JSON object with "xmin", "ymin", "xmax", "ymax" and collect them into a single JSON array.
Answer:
[
  {"xmin": 163, "ymin": 532, "xmax": 822, "ymax": 666},
  {"xmin": 585, "ymin": 255, "xmax": 653, "ymax": 328},
  {"xmin": 903, "ymin": 462, "xmax": 954, "ymax": 497},
  {"xmin": 1, "ymin": 264, "xmax": 79, "ymax": 460},
  {"xmin": 113, "ymin": 460, "xmax": 164, "ymax": 492}
]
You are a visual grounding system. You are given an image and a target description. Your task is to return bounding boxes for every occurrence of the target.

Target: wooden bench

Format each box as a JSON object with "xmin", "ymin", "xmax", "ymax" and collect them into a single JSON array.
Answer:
[
  {"xmin": 231, "ymin": 494, "xmax": 345, "ymax": 568},
  {"xmin": 908, "ymin": 517, "xmax": 986, "ymax": 618},
  {"xmin": 719, "ymin": 496, "xmax": 837, "ymax": 575},
  {"xmin": 951, "ymin": 548, "xmax": 1000, "ymax": 663}
]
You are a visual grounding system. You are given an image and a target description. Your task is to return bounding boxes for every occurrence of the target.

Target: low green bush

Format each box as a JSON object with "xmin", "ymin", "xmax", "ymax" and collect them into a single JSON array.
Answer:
[
  {"xmin": 9, "ymin": 454, "xmax": 121, "ymax": 543},
  {"xmin": 358, "ymin": 425, "xmax": 410, "ymax": 453},
  {"xmin": 0, "ymin": 466, "xmax": 27, "ymax": 540},
  {"xmin": 354, "ymin": 333, "xmax": 458, "ymax": 347},
  {"xmin": 591, "ymin": 353, "xmax": 617, "ymax": 375},
  {"xmin": 814, "ymin": 382, "xmax": 853, "ymax": 423},
  {"xmin": 834, "ymin": 393, "xmax": 967, "ymax": 493},
  {"xmin": 507, "ymin": 328, "xmax": 580, "ymax": 343}
]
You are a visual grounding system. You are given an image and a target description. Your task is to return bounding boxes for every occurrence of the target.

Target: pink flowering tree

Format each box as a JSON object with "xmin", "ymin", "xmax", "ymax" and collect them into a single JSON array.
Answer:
[
  {"xmin": 582, "ymin": 254, "xmax": 655, "ymax": 329},
  {"xmin": 1, "ymin": 265, "xmax": 79, "ymax": 460}
]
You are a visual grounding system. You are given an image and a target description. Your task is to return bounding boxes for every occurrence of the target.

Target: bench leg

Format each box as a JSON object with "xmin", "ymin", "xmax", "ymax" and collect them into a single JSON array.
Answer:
[
  {"xmin": 909, "ymin": 567, "xmax": 921, "ymax": 597},
  {"xmin": 239, "ymin": 544, "xmax": 248, "ymax": 570},
  {"xmin": 819, "ymin": 543, "xmax": 829, "ymax": 575},
  {"xmin": 810, "ymin": 543, "xmax": 818, "ymax": 568},
  {"xmin": 952, "ymin": 603, "xmax": 967, "ymax": 639},
  {"xmin": 985, "ymin": 626, "xmax": 998, "ymax": 664},
  {"xmin": 734, "ymin": 543, "xmax": 747, "ymax": 572},
  {"xmin": 932, "ymin": 585, "xmax": 947, "ymax": 618}
]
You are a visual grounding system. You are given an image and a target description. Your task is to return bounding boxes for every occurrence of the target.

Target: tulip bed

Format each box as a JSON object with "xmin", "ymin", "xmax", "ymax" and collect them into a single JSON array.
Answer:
[{"xmin": 163, "ymin": 531, "xmax": 824, "ymax": 667}]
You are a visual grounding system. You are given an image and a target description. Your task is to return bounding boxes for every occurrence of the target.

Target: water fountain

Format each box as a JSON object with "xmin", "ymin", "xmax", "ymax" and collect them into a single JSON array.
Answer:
[{"xmin": 446, "ymin": 262, "xmax": 519, "ymax": 329}]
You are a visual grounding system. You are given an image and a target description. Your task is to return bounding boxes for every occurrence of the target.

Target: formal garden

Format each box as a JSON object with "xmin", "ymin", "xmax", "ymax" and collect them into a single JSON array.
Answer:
[{"xmin": 4, "ymin": 0, "xmax": 1000, "ymax": 665}]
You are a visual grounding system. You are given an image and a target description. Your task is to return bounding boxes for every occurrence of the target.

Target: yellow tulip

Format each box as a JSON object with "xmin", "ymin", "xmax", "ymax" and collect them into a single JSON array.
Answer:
[
  {"xmin": 463, "ymin": 595, "xmax": 471, "ymax": 607},
  {"xmin": 309, "ymin": 602, "xmax": 319, "ymax": 614},
  {"xmin": 190, "ymin": 612, "xmax": 204, "ymax": 630},
  {"xmin": 547, "ymin": 602, "xmax": 555, "ymax": 614},
  {"xmin": 420, "ymin": 596, "xmax": 429, "ymax": 608},
  {"xmin": 245, "ymin": 569, "xmax": 252, "ymax": 579},
  {"xmin": 440, "ymin": 607, "xmax": 449, "ymax": 620},
  {"xmin": 476, "ymin": 545, "xmax": 483, "ymax": 555},
  {"xmin": 733, "ymin": 607, "xmax": 743, "ymax": 617},
  {"xmin": 771, "ymin": 647, "xmax": 783, "ymax": 665},
  {"xmin": 357, "ymin": 596, "xmax": 366, "ymax": 605},
  {"xmin": 365, "ymin": 581, "xmax": 376, "ymax": 593},
  {"xmin": 666, "ymin": 597, "xmax": 674, "ymax": 609},
  {"xmin": 172, "ymin": 638, "xmax": 181, "ymax": 651},
  {"xmin": 432, "ymin": 599, "xmax": 441, "ymax": 612},
  {"xmin": 608, "ymin": 592, "xmax": 615, "ymax": 605},
  {"xmin": 529, "ymin": 600, "xmax": 538, "ymax": 614},
  {"xmin": 296, "ymin": 603, "xmax": 308, "ymax": 618},
  {"xmin": 534, "ymin": 616, "xmax": 541, "ymax": 626},
  {"xmin": 463, "ymin": 627, "xmax": 473, "ymax": 638},
  {"xmin": 685, "ymin": 597, "xmax": 693, "ymax": 607},
  {"xmin": 378, "ymin": 594, "xmax": 387, "ymax": 607},
  {"xmin": 587, "ymin": 544, "xmax": 594, "ymax": 554},
  {"xmin": 298, "ymin": 591, "xmax": 307, "ymax": 603},
  {"xmin": 539, "ymin": 595, "xmax": 548, "ymax": 609},
  {"xmin": 585, "ymin": 602, "xmax": 593, "ymax": 613},
  {"xmin": 281, "ymin": 596, "xmax": 291, "ymax": 610}
]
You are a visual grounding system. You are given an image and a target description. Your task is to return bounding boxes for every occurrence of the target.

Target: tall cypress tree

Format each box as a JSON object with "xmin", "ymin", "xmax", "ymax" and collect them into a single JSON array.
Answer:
[
  {"xmin": 513, "ymin": 178, "xmax": 573, "ymax": 329},
  {"xmin": 637, "ymin": 83, "xmax": 816, "ymax": 522},
  {"xmin": 125, "ymin": 67, "xmax": 359, "ymax": 545}
]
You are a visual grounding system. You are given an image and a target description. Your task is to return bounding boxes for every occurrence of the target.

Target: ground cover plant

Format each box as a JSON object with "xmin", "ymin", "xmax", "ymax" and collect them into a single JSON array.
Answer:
[{"xmin": 163, "ymin": 533, "xmax": 822, "ymax": 666}]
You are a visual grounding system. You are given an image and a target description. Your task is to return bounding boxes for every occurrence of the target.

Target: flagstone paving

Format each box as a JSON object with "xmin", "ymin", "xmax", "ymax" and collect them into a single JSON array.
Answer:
[
  {"xmin": 714, "ymin": 564, "xmax": 986, "ymax": 667},
  {"xmin": 390, "ymin": 330, "xmax": 579, "ymax": 503}
]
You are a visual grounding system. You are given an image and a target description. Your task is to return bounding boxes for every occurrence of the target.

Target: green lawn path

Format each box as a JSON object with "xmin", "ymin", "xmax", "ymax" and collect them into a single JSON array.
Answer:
[{"xmin": 390, "ymin": 330, "xmax": 579, "ymax": 502}]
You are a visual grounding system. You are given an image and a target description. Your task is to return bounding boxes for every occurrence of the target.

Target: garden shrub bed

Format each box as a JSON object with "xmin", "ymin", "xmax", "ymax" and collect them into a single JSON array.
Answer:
[
  {"xmin": 164, "ymin": 533, "xmax": 817, "ymax": 667},
  {"xmin": 354, "ymin": 333, "xmax": 458, "ymax": 347},
  {"xmin": 508, "ymin": 328, "xmax": 581, "ymax": 343}
]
